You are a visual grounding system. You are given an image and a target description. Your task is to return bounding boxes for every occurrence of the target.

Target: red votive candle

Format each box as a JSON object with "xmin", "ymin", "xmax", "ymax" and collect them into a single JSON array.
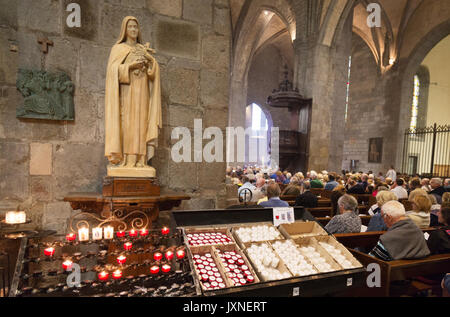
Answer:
[
  {"xmin": 162, "ymin": 264, "xmax": 171, "ymax": 273},
  {"xmin": 176, "ymin": 249, "xmax": 185, "ymax": 259},
  {"xmin": 66, "ymin": 233, "xmax": 76, "ymax": 242},
  {"xmin": 117, "ymin": 255, "xmax": 127, "ymax": 265},
  {"xmin": 140, "ymin": 228, "xmax": 149, "ymax": 237},
  {"xmin": 98, "ymin": 271, "xmax": 109, "ymax": 281},
  {"xmin": 128, "ymin": 229, "xmax": 138, "ymax": 238},
  {"xmin": 112, "ymin": 270, "xmax": 123, "ymax": 280},
  {"xmin": 123, "ymin": 242, "xmax": 132, "ymax": 251},
  {"xmin": 150, "ymin": 265, "xmax": 160, "ymax": 275},
  {"xmin": 117, "ymin": 231, "xmax": 125, "ymax": 238},
  {"xmin": 165, "ymin": 250, "xmax": 174, "ymax": 261},
  {"xmin": 153, "ymin": 252, "xmax": 162, "ymax": 261},
  {"xmin": 44, "ymin": 247, "xmax": 55, "ymax": 257},
  {"xmin": 62, "ymin": 260, "xmax": 73, "ymax": 271},
  {"xmin": 161, "ymin": 227, "xmax": 170, "ymax": 235}
]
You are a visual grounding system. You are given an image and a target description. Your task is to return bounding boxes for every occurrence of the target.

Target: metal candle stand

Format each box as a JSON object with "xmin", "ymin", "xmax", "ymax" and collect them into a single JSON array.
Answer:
[{"xmin": 9, "ymin": 227, "xmax": 197, "ymax": 297}]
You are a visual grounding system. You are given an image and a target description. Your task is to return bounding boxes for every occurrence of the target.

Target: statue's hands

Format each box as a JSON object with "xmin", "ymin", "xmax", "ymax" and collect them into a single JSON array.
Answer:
[{"xmin": 129, "ymin": 59, "xmax": 147, "ymax": 70}]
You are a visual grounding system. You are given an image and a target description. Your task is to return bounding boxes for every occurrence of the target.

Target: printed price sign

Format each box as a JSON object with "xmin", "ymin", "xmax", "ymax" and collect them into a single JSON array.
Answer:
[{"xmin": 273, "ymin": 207, "xmax": 295, "ymax": 226}]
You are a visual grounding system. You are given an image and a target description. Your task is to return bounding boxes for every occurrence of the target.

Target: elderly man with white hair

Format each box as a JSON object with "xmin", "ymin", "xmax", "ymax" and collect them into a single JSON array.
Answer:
[
  {"xmin": 251, "ymin": 177, "xmax": 267, "ymax": 202},
  {"xmin": 430, "ymin": 178, "xmax": 446, "ymax": 204},
  {"xmin": 444, "ymin": 178, "xmax": 450, "ymax": 191},
  {"xmin": 369, "ymin": 201, "xmax": 430, "ymax": 261}
]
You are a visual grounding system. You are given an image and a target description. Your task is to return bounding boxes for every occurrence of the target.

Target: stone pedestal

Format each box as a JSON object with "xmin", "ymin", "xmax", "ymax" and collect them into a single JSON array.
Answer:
[
  {"xmin": 107, "ymin": 165, "xmax": 156, "ymax": 178},
  {"xmin": 102, "ymin": 177, "xmax": 160, "ymax": 197}
]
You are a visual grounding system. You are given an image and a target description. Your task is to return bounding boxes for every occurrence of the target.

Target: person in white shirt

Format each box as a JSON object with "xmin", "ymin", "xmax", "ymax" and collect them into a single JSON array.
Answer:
[
  {"xmin": 386, "ymin": 165, "xmax": 397, "ymax": 182},
  {"xmin": 238, "ymin": 176, "xmax": 256, "ymax": 202},
  {"xmin": 390, "ymin": 178, "xmax": 408, "ymax": 199}
]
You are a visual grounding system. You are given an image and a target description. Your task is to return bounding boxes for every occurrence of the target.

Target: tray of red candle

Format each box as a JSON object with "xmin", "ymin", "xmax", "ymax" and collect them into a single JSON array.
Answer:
[
  {"xmin": 213, "ymin": 244, "xmax": 260, "ymax": 287},
  {"xmin": 189, "ymin": 245, "xmax": 232, "ymax": 294},
  {"xmin": 183, "ymin": 227, "xmax": 235, "ymax": 247}
]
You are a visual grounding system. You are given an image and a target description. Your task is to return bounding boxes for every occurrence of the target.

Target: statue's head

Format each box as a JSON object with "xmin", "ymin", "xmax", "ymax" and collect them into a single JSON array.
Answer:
[{"xmin": 117, "ymin": 16, "xmax": 142, "ymax": 44}]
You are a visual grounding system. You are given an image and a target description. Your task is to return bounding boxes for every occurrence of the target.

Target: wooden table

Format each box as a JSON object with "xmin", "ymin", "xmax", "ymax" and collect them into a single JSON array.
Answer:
[{"xmin": 64, "ymin": 192, "xmax": 190, "ymax": 232}]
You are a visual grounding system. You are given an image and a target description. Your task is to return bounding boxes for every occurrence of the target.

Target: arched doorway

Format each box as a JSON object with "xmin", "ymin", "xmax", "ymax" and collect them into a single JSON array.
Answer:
[{"xmin": 245, "ymin": 103, "xmax": 273, "ymax": 167}]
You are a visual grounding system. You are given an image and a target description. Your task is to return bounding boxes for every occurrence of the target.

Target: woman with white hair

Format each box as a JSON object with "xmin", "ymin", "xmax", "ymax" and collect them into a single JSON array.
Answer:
[
  {"xmin": 283, "ymin": 172, "xmax": 292, "ymax": 185},
  {"xmin": 367, "ymin": 191, "xmax": 398, "ymax": 232},
  {"xmin": 369, "ymin": 201, "xmax": 430, "ymax": 261},
  {"xmin": 310, "ymin": 170, "xmax": 324, "ymax": 189},
  {"xmin": 324, "ymin": 195, "xmax": 361, "ymax": 234}
]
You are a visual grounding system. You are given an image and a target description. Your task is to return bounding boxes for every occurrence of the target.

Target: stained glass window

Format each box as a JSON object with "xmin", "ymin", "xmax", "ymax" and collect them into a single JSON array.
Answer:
[
  {"xmin": 410, "ymin": 75, "xmax": 420, "ymax": 131},
  {"xmin": 345, "ymin": 56, "xmax": 352, "ymax": 123}
]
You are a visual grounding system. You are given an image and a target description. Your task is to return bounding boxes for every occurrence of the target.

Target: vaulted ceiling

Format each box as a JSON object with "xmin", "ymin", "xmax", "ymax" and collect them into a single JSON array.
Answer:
[{"xmin": 352, "ymin": 0, "xmax": 426, "ymax": 71}]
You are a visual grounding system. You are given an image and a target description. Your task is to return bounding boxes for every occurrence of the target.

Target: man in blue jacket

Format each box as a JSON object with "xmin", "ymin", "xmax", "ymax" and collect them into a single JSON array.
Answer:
[{"xmin": 259, "ymin": 183, "xmax": 289, "ymax": 208}]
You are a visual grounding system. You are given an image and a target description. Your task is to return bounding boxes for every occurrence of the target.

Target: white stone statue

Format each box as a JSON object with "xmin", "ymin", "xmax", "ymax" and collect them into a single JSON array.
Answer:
[{"xmin": 104, "ymin": 16, "xmax": 162, "ymax": 178}]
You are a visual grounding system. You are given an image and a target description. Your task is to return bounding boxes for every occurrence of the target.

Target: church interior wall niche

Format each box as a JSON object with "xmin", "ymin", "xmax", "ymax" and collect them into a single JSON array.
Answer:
[{"xmin": 368, "ymin": 137, "xmax": 383, "ymax": 163}]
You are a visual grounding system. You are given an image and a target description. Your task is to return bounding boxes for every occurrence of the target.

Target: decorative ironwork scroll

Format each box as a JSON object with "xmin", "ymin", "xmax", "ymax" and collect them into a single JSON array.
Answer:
[{"xmin": 69, "ymin": 209, "xmax": 149, "ymax": 233}]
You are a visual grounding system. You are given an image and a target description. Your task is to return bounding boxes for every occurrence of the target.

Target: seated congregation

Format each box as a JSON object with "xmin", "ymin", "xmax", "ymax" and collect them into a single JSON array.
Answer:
[{"xmin": 226, "ymin": 166, "xmax": 450, "ymax": 296}]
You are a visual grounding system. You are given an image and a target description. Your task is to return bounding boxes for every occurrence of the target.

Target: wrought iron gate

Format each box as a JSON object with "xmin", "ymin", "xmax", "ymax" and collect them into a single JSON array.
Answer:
[{"xmin": 402, "ymin": 124, "xmax": 450, "ymax": 178}]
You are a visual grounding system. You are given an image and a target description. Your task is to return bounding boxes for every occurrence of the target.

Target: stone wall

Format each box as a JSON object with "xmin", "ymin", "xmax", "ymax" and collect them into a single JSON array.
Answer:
[
  {"xmin": 0, "ymin": 0, "xmax": 231, "ymax": 233},
  {"xmin": 341, "ymin": 34, "xmax": 396, "ymax": 174}
]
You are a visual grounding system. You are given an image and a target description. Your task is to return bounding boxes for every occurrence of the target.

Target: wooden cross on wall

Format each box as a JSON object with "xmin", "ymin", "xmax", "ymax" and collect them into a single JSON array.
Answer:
[{"xmin": 38, "ymin": 36, "xmax": 53, "ymax": 70}]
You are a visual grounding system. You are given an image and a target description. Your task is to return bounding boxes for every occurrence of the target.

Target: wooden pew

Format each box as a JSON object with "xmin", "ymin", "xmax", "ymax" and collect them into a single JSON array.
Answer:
[
  {"xmin": 335, "ymin": 227, "xmax": 438, "ymax": 251},
  {"xmin": 347, "ymin": 248, "xmax": 450, "ymax": 296},
  {"xmin": 317, "ymin": 199, "xmax": 332, "ymax": 207},
  {"xmin": 349, "ymin": 194, "xmax": 373, "ymax": 206},
  {"xmin": 399, "ymin": 198, "xmax": 413, "ymax": 211},
  {"xmin": 358, "ymin": 205, "xmax": 369, "ymax": 214},
  {"xmin": 320, "ymin": 190, "xmax": 333, "ymax": 199},
  {"xmin": 310, "ymin": 188, "xmax": 324, "ymax": 196},
  {"xmin": 305, "ymin": 207, "xmax": 333, "ymax": 218},
  {"xmin": 316, "ymin": 215, "xmax": 372, "ymax": 227}
]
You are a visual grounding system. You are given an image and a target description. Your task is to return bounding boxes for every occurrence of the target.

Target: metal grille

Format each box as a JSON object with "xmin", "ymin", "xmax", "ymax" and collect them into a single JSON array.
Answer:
[{"xmin": 402, "ymin": 124, "xmax": 450, "ymax": 178}]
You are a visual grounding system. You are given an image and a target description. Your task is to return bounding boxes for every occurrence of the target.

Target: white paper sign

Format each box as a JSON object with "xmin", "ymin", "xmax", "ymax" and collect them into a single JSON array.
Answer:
[
  {"xmin": 273, "ymin": 207, "xmax": 295, "ymax": 226},
  {"xmin": 347, "ymin": 278, "xmax": 353, "ymax": 287},
  {"xmin": 292, "ymin": 287, "xmax": 300, "ymax": 297},
  {"xmin": 424, "ymin": 232, "xmax": 430, "ymax": 241}
]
